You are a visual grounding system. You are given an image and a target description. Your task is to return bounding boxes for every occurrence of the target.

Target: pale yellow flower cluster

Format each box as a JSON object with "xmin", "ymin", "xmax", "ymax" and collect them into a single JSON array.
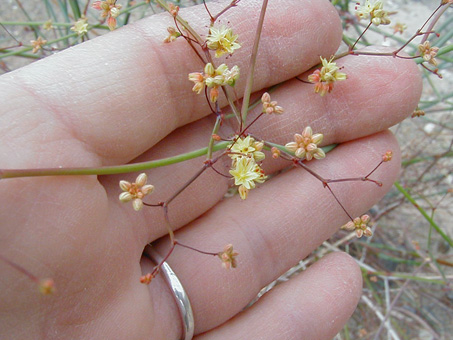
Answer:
[
  {"xmin": 418, "ymin": 41, "xmax": 439, "ymax": 67},
  {"xmin": 261, "ymin": 92, "xmax": 284, "ymax": 114},
  {"xmin": 285, "ymin": 126, "xmax": 325, "ymax": 161},
  {"xmin": 356, "ymin": 0, "xmax": 391, "ymax": 26},
  {"xmin": 308, "ymin": 57, "xmax": 347, "ymax": 96},
  {"xmin": 228, "ymin": 136, "xmax": 267, "ymax": 200},
  {"xmin": 71, "ymin": 16, "xmax": 89, "ymax": 36},
  {"xmin": 43, "ymin": 20, "xmax": 53, "ymax": 30},
  {"xmin": 92, "ymin": 0, "xmax": 122, "ymax": 30},
  {"xmin": 341, "ymin": 215, "xmax": 372, "ymax": 238},
  {"xmin": 206, "ymin": 26, "xmax": 241, "ymax": 58},
  {"xmin": 218, "ymin": 244, "xmax": 239, "ymax": 269},
  {"xmin": 382, "ymin": 150, "xmax": 393, "ymax": 162},
  {"xmin": 188, "ymin": 63, "xmax": 240, "ymax": 102},
  {"xmin": 30, "ymin": 37, "xmax": 47, "ymax": 54},
  {"xmin": 119, "ymin": 173, "xmax": 154, "ymax": 211}
]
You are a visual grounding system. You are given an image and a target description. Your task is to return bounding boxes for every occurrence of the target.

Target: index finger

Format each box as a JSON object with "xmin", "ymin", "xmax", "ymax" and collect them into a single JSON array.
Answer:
[{"xmin": 0, "ymin": 0, "xmax": 342, "ymax": 168}]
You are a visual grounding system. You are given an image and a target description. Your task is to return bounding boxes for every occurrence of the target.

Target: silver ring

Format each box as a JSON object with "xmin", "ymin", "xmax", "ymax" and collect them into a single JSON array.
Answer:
[{"xmin": 144, "ymin": 245, "xmax": 195, "ymax": 340}]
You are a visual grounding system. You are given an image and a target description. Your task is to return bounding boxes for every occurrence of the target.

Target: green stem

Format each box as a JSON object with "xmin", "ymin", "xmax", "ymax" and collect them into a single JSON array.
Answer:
[
  {"xmin": 0, "ymin": 50, "xmax": 40, "ymax": 59},
  {"xmin": 424, "ymin": 68, "xmax": 441, "ymax": 99},
  {"xmin": 394, "ymin": 181, "xmax": 453, "ymax": 248},
  {"xmin": 0, "ymin": 142, "xmax": 230, "ymax": 179},
  {"xmin": 401, "ymin": 151, "xmax": 453, "ymax": 167},
  {"xmin": 343, "ymin": 323, "xmax": 351, "ymax": 340},
  {"xmin": 69, "ymin": 0, "xmax": 82, "ymax": 20},
  {"xmin": 0, "ymin": 26, "xmax": 107, "ymax": 59},
  {"xmin": 206, "ymin": 115, "xmax": 222, "ymax": 160},
  {"xmin": 240, "ymin": 0, "xmax": 268, "ymax": 124},
  {"xmin": 361, "ymin": 267, "xmax": 445, "ymax": 284},
  {"xmin": 0, "ymin": 21, "xmax": 76, "ymax": 26},
  {"xmin": 118, "ymin": 1, "xmax": 149, "ymax": 16},
  {"xmin": 15, "ymin": 0, "xmax": 41, "ymax": 39},
  {"xmin": 122, "ymin": 0, "xmax": 133, "ymax": 26}
]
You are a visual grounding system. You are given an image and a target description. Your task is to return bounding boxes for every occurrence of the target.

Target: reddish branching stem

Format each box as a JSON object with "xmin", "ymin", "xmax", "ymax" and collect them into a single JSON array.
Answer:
[
  {"xmin": 0, "ymin": 253, "xmax": 39, "ymax": 283},
  {"xmin": 203, "ymin": 0, "xmax": 241, "ymax": 25},
  {"xmin": 175, "ymin": 241, "xmax": 218, "ymax": 257},
  {"xmin": 350, "ymin": 21, "xmax": 372, "ymax": 51}
]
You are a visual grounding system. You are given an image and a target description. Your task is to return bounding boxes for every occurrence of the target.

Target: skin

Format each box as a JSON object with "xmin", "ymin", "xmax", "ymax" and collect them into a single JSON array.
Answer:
[{"xmin": 0, "ymin": 0, "xmax": 422, "ymax": 339}]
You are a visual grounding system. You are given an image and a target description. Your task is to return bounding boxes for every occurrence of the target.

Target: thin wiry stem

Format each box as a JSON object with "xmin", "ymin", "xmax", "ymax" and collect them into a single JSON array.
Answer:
[
  {"xmin": 240, "ymin": 0, "xmax": 268, "ymax": 124},
  {"xmin": 0, "ymin": 142, "xmax": 230, "ymax": 179},
  {"xmin": 176, "ymin": 241, "xmax": 218, "ymax": 256},
  {"xmin": 350, "ymin": 21, "xmax": 371, "ymax": 50},
  {"xmin": 0, "ymin": 253, "xmax": 39, "ymax": 283}
]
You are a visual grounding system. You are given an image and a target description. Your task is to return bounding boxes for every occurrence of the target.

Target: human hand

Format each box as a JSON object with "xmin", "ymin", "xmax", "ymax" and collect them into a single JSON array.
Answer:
[{"xmin": 0, "ymin": 0, "xmax": 421, "ymax": 339}]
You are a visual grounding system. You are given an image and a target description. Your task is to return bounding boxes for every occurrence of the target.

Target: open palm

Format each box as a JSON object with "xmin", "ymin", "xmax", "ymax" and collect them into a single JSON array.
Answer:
[{"xmin": 0, "ymin": 1, "xmax": 422, "ymax": 339}]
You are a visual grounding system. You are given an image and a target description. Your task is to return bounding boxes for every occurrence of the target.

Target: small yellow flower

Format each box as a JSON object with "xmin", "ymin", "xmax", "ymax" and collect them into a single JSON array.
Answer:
[
  {"xmin": 119, "ymin": 173, "xmax": 154, "ymax": 211},
  {"xmin": 39, "ymin": 278, "xmax": 55, "ymax": 295},
  {"xmin": 382, "ymin": 150, "xmax": 393, "ymax": 162},
  {"xmin": 71, "ymin": 16, "xmax": 89, "ymax": 36},
  {"xmin": 271, "ymin": 147, "xmax": 281, "ymax": 159},
  {"xmin": 31, "ymin": 36, "xmax": 47, "ymax": 54},
  {"xmin": 261, "ymin": 92, "xmax": 284, "ymax": 114},
  {"xmin": 308, "ymin": 57, "xmax": 347, "ymax": 96},
  {"xmin": 228, "ymin": 135, "xmax": 265, "ymax": 163},
  {"xmin": 43, "ymin": 20, "xmax": 53, "ymax": 30},
  {"xmin": 222, "ymin": 65, "xmax": 240, "ymax": 87},
  {"xmin": 188, "ymin": 72, "xmax": 205, "ymax": 94},
  {"xmin": 140, "ymin": 273, "xmax": 154, "ymax": 284},
  {"xmin": 285, "ymin": 127, "xmax": 325, "ymax": 161},
  {"xmin": 209, "ymin": 86, "xmax": 220, "ymax": 103},
  {"xmin": 229, "ymin": 157, "xmax": 267, "ymax": 200},
  {"xmin": 204, "ymin": 64, "xmax": 240, "ymax": 87},
  {"xmin": 356, "ymin": 1, "xmax": 391, "ymax": 26},
  {"xmin": 229, "ymin": 157, "xmax": 261, "ymax": 190},
  {"xmin": 218, "ymin": 244, "xmax": 238, "ymax": 269},
  {"xmin": 341, "ymin": 215, "xmax": 372, "ymax": 238},
  {"xmin": 418, "ymin": 41, "xmax": 439, "ymax": 66},
  {"xmin": 188, "ymin": 63, "xmax": 240, "ymax": 102},
  {"xmin": 206, "ymin": 25, "xmax": 241, "ymax": 58}
]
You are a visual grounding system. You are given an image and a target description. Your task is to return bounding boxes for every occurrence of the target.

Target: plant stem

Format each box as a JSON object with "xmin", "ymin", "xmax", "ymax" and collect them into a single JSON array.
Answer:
[
  {"xmin": 0, "ymin": 142, "xmax": 230, "ymax": 179},
  {"xmin": 394, "ymin": 181, "xmax": 453, "ymax": 248},
  {"xmin": 206, "ymin": 115, "xmax": 222, "ymax": 160},
  {"xmin": 155, "ymin": 0, "xmax": 203, "ymax": 44},
  {"xmin": 240, "ymin": 0, "xmax": 268, "ymax": 124}
]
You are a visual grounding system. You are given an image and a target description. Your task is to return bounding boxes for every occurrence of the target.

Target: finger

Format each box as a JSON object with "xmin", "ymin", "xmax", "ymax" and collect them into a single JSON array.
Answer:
[
  {"xmin": 102, "ymin": 51, "xmax": 420, "ymax": 245},
  {"xmin": 149, "ymin": 130, "xmax": 400, "ymax": 333},
  {"xmin": 196, "ymin": 252, "xmax": 362, "ymax": 340},
  {"xmin": 0, "ymin": 0, "xmax": 342, "ymax": 169}
]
